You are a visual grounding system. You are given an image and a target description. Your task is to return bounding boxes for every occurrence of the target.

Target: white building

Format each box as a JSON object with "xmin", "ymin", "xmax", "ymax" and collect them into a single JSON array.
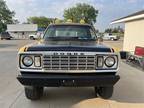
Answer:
[
  {"xmin": 7, "ymin": 24, "xmax": 38, "ymax": 39},
  {"xmin": 111, "ymin": 10, "xmax": 144, "ymax": 52}
]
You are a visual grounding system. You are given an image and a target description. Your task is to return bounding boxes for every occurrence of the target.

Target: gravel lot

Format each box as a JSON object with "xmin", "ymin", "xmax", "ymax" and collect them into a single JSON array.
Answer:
[{"xmin": 0, "ymin": 39, "xmax": 144, "ymax": 108}]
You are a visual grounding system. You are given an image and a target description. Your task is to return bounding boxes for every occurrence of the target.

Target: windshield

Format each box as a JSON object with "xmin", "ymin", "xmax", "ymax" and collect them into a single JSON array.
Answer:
[{"xmin": 44, "ymin": 25, "xmax": 96, "ymax": 40}]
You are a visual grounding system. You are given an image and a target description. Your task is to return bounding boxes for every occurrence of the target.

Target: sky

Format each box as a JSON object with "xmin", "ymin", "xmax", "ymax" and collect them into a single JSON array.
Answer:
[{"xmin": 5, "ymin": 0, "xmax": 144, "ymax": 31}]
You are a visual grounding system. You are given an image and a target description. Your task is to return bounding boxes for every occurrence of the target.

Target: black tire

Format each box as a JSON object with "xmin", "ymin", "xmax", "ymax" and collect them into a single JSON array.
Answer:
[
  {"xmin": 30, "ymin": 36, "xmax": 34, "ymax": 40},
  {"xmin": 25, "ymin": 86, "xmax": 43, "ymax": 100},
  {"xmin": 113, "ymin": 39, "xmax": 118, "ymax": 41},
  {"xmin": 110, "ymin": 38, "xmax": 114, "ymax": 41},
  {"xmin": 98, "ymin": 86, "xmax": 113, "ymax": 99},
  {"xmin": 94, "ymin": 87, "xmax": 98, "ymax": 97}
]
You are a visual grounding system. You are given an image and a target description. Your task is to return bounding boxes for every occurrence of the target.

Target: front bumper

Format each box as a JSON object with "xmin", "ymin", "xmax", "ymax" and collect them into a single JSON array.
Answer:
[{"xmin": 17, "ymin": 72, "xmax": 120, "ymax": 87}]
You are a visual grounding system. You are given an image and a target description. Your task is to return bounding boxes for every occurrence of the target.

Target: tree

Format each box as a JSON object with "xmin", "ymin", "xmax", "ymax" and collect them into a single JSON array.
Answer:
[
  {"xmin": 13, "ymin": 19, "xmax": 19, "ymax": 24},
  {"xmin": 63, "ymin": 3, "xmax": 98, "ymax": 24},
  {"xmin": 105, "ymin": 26, "xmax": 124, "ymax": 33},
  {"xmin": 105, "ymin": 28, "xmax": 113, "ymax": 33},
  {"xmin": 0, "ymin": 0, "xmax": 15, "ymax": 32},
  {"xmin": 27, "ymin": 16, "xmax": 54, "ymax": 28}
]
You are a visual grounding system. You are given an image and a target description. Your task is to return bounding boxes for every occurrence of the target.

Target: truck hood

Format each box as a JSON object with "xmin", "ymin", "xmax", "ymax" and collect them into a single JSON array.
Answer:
[{"xmin": 26, "ymin": 40, "xmax": 113, "ymax": 52}]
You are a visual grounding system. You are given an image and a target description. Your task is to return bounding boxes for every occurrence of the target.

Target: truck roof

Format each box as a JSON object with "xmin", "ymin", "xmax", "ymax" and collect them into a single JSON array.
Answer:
[{"xmin": 49, "ymin": 23, "xmax": 91, "ymax": 27}]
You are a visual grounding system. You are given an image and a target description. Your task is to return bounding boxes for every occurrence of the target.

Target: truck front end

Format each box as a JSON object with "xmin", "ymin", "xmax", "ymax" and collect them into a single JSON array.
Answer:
[{"xmin": 17, "ymin": 23, "xmax": 120, "ymax": 100}]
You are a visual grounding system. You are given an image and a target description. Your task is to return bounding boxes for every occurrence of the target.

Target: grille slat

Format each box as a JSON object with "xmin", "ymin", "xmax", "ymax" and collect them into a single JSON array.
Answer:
[{"xmin": 43, "ymin": 54, "xmax": 96, "ymax": 70}]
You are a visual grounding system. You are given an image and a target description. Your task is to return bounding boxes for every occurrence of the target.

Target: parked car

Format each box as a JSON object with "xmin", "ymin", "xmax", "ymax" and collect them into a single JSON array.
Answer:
[
  {"xmin": 29, "ymin": 33, "xmax": 44, "ymax": 40},
  {"xmin": 29, "ymin": 34, "xmax": 38, "ymax": 40},
  {"xmin": 0, "ymin": 32, "xmax": 12, "ymax": 40},
  {"xmin": 17, "ymin": 23, "xmax": 120, "ymax": 100},
  {"xmin": 103, "ymin": 33, "xmax": 120, "ymax": 41}
]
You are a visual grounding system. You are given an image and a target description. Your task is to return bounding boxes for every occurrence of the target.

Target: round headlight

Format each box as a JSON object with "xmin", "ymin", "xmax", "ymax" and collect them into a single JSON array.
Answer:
[
  {"xmin": 22, "ymin": 56, "xmax": 33, "ymax": 67},
  {"xmin": 105, "ymin": 56, "xmax": 115, "ymax": 67}
]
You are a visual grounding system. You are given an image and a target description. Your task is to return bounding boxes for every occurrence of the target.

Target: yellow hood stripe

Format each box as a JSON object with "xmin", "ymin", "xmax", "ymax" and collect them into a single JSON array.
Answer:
[
  {"xmin": 18, "ymin": 42, "xmax": 37, "ymax": 53},
  {"xmin": 18, "ymin": 46, "xmax": 27, "ymax": 53},
  {"xmin": 112, "ymin": 47, "xmax": 120, "ymax": 52}
]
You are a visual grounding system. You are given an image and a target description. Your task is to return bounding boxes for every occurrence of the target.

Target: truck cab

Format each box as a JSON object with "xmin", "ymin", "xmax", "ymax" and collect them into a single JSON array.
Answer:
[{"xmin": 17, "ymin": 23, "xmax": 120, "ymax": 100}]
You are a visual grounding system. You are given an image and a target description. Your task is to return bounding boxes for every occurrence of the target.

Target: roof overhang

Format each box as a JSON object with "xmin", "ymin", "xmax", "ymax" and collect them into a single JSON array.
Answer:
[
  {"xmin": 7, "ymin": 24, "xmax": 38, "ymax": 32},
  {"xmin": 110, "ymin": 14, "xmax": 144, "ymax": 24}
]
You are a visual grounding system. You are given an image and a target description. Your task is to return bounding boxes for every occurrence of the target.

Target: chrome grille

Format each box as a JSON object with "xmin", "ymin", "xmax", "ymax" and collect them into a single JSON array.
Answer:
[{"xmin": 43, "ymin": 54, "xmax": 96, "ymax": 70}]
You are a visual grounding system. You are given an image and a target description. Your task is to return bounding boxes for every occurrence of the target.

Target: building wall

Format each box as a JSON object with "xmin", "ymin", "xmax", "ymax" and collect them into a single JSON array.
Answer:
[
  {"xmin": 124, "ymin": 19, "xmax": 144, "ymax": 51},
  {"xmin": 7, "ymin": 24, "xmax": 37, "ymax": 32}
]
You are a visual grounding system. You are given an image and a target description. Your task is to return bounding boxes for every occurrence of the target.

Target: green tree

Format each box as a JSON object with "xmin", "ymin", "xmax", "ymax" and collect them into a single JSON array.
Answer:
[
  {"xmin": 105, "ymin": 28, "xmax": 113, "ymax": 33},
  {"xmin": 0, "ymin": 0, "xmax": 15, "ymax": 32},
  {"xmin": 63, "ymin": 3, "xmax": 98, "ymax": 24},
  {"xmin": 105, "ymin": 26, "xmax": 124, "ymax": 33},
  {"xmin": 27, "ymin": 16, "xmax": 54, "ymax": 28}
]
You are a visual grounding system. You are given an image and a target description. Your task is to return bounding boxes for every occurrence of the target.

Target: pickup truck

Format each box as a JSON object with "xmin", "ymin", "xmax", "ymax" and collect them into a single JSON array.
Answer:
[
  {"xmin": 17, "ymin": 23, "xmax": 120, "ymax": 100},
  {"xmin": 103, "ymin": 33, "xmax": 120, "ymax": 41}
]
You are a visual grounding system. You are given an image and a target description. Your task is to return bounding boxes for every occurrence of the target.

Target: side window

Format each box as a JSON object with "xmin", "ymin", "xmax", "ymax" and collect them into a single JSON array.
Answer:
[
  {"xmin": 45, "ymin": 27, "xmax": 55, "ymax": 37},
  {"xmin": 109, "ymin": 33, "xmax": 112, "ymax": 36}
]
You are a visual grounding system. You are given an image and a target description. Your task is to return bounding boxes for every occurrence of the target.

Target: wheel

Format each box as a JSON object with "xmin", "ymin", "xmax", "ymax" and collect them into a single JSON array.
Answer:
[
  {"xmin": 25, "ymin": 86, "xmax": 43, "ymax": 100},
  {"xmin": 94, "ymin": 87, "xmax": 98, "ymax": 97},
  {"xmin": 114, "ymin": 39, "xmax": 118, "ymax": 41},
  {"xmin": 97, "ymin": 86, "xmax": 113, "ymax": 99},
  {"xmin": 30, "ymin": 36, "xmax": 34, "ymax": 40},
  {"xmin": 110, "ymin": 38, "xmax": 114, "ymax": 41}
]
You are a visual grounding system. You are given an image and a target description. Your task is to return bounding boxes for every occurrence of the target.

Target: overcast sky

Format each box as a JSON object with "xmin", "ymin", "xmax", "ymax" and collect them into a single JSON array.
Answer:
[{"xmin": 5, "ymin": 0, "xmax": 144, "ymax": 31}]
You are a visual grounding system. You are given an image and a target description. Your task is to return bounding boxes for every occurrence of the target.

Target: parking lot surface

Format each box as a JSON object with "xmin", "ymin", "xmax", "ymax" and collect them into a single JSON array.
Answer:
[
  {"xmin": 0, "ymin": 39, "xmax": 144, "ymax": 108},
  {"xmin": 103, "ymin": 38, "xmax": 123, "ymax": 51}
]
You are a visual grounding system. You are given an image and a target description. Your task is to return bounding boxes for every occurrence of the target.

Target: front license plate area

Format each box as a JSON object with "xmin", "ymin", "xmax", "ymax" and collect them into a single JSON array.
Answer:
[{"xmin": 61, "ymin": 79, "xmax": 75, "ymax": 86}]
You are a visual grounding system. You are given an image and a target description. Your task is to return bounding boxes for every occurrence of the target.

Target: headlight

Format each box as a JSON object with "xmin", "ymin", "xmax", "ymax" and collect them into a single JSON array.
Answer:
[
  {"xmin": 22, "ymin": 56, "xmax": 33, "ymax": 67},
  {"xmin": 105, "ymin": 56, "xmax": 115, "ymax": 67}
]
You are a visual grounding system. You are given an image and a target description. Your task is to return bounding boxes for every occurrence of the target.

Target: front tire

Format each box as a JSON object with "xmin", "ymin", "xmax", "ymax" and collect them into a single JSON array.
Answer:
[
  {"xmin": 25, "ymin": 86, "xmax": 43, "ymax": 100},
  {"xmin": 110, "ymin": 38, "xmax": 114, "ymax": 41},
  {"xmin": 94, "ymin": 87, "xmax": 98, "ymax": 97},
  {"xmin": 30, "ymin": 36, "xmax": 34, "ymax": 40},
  {"xmin": 97, "ymin": 86, "xmax": 113, "ymax": 99}
]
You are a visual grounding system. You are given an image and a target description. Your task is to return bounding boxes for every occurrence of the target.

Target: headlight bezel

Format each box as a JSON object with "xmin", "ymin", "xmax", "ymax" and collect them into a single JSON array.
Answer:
[
  {"xmin": 96, "ymin": 54, "xmax": 118, "ymax": 70},
  {"xmin": 19, "ymin": 54, "xmax": 42, "ymax": 69}
]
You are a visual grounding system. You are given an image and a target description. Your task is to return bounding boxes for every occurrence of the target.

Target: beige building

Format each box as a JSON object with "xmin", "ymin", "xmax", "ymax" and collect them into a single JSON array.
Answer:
[{"xmin": 111, "ymin": 10, "xmax": 144, "ymax": 52}]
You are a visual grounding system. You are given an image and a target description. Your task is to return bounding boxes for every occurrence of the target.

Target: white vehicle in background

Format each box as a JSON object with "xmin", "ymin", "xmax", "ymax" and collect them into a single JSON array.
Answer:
[
  {"xmin": 29, "ymin": 33, "xmax": 43, "ymax": 40},
  {"xmin": 103, "ymin": 33, "xmax": 120, "ymax": 41},
  {"xmin": 29, "ymin": 34, "xmax": 38, "ymax": 40}
]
